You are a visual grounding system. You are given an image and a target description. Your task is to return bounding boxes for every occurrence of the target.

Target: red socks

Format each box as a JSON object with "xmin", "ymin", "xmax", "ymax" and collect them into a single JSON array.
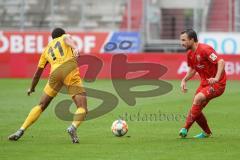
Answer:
[
  {"xmin": 184, "ymin": 104, "xmax": 202, "ymax": 130},
  {"xmin": 196, "ymin": 113, "xmax": 212, "ymax": 134},
  {"xmin": 184, "ymin": 103, "xmax": 212, "ymax": 134}
]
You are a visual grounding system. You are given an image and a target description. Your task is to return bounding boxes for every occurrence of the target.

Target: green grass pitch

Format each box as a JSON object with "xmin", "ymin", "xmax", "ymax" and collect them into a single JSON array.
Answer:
[{"xmin": 0, "ymin": 79, "xmax": 239, "ymax": 160}]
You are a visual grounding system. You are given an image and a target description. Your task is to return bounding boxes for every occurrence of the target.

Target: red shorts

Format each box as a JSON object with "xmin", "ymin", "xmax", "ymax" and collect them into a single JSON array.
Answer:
[{"xmin": 195, "ymin": 83, "xmax": 226, "ymax": 101}]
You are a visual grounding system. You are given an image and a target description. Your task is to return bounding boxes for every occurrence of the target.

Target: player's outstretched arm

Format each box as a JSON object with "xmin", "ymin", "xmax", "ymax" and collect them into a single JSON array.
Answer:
[
  {"xmin": 27, "ymin": 67, "xmax": 44, "ymax": 96},
  {"xmin": 181, "ymin": 67, "xmax": 196, "ymax": 93}
]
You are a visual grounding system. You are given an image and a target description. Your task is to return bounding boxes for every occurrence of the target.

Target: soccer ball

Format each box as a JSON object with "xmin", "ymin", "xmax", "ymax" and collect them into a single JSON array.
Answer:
[{"xmin": 111, "ymin": 119, "xmax": 128, "ymax": 137}]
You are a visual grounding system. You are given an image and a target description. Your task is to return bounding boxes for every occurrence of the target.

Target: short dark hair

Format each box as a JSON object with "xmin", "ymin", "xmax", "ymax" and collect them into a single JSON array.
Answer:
[
  {"xmin": 181, "ymin": 29, "xmax": 198, "ymax": 42},
  {"xmin": 51, "ymin": 27, "xmax": 65, "ymax": 39}
]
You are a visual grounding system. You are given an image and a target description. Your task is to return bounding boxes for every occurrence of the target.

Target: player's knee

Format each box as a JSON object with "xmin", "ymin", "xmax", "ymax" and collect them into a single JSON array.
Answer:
[
  {"xmin": 193, "ymin": 95, "xmax": 205, "ymax": 105},
  {"xmin": 39, "ymin": 101, "xmax": 49, "ymax": 111},
  {"xmin": 79, "ymin": 92, "xmax": 87, "ymax": 101},
  {"xmin": 38, "ymin": 94, "xmax": 53, "ymax": 111},
  {"xmin": 73, "ymin": 92, "xmax": 86, "ymax": 98},
  {"xmin": 81, "ymin": 92, "xmax": 87, "ymax": 97}
]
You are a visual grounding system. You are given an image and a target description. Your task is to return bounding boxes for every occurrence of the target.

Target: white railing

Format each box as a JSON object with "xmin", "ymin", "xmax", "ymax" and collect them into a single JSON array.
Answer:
[{"xmin": 201, "ymin": 0, "xmax": 211, "ymax": 32}]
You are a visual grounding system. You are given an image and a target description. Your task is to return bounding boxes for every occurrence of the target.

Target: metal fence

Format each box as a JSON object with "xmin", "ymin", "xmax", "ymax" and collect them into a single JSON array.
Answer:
[
  {"xmin": 0, "ymin": 0, "xmax": 128, "ymax": 31},
  {"xmin": 143, "ymin": 0, "xmax": 240, "ymax": 52}
]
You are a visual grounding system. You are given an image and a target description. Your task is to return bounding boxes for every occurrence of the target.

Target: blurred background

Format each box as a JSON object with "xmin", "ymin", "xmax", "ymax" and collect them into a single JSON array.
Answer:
[
  {"xmin": 0, "ymin": 0, "xmax": 240, "ymax": 79},
  {"xmin": 1, "ymin": 1, "xmax": 240, "ymax": 159}
]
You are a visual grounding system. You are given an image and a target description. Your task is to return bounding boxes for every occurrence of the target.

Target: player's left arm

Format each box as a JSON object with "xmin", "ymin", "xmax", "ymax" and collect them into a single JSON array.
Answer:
[
  {"xmin": 63, "ymin": 34, "xmax": 79, "ymax": 57},
  {"xmin": 206, "ymin": 49, "xmax": 225, "ymax": 85},
  {"xmin": 214, "ymin": 59, "xmax": 225, "ymax": 81}
]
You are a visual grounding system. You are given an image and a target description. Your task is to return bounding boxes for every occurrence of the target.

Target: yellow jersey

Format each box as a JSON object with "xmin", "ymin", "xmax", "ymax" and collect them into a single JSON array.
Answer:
[{"xmin": 38, "ymin": 34, "xmax": 76, "ymax": 73}]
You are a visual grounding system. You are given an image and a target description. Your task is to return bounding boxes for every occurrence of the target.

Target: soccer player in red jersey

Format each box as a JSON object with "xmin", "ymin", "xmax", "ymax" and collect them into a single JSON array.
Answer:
[{"xmin": 179, "ymin": 29, "xmax": 226, "ymax": 138}]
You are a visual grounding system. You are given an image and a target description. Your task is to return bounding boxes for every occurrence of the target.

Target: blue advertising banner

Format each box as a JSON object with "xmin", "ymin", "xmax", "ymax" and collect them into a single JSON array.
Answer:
[
  {"xmin": 102, "ymin": 32, "xmax": 141, "ymax": 53},
  {"xmin": 199, "ymin": 32, "xmax": 240, "ymax": 54}
]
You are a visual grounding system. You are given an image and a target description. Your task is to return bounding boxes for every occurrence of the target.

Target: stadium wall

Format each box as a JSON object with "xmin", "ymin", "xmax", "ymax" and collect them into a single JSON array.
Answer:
[
  {"xmin": 0, "ymin": 31, "xmax": 240, "ymax": 80},
  {"xmin": 0, "ymin": 53, "xmax": 240, "ymax": 80}
]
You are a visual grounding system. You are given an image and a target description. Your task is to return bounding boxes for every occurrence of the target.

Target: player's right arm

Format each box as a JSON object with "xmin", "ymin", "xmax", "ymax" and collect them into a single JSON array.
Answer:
[
  {"xmin": 28, "ymin": 50, "xmax": 48, "ymax": 96},
  {"xmin": 27, "ymin": 67, "xmax": 45, "ymax": 96},
  {"xmin": 181, "ymin": 67, "xmax": 196, "ymax": 93}
]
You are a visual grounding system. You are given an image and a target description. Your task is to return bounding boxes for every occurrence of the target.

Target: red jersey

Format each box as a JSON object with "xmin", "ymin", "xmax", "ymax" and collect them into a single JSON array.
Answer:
[{"xmin": 187, "ymin": 43, "xmax": 226, "ymax": 86}]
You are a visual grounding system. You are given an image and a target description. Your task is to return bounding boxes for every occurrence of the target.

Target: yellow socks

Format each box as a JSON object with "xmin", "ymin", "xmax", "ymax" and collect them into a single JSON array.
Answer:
[
  {"xmin": 20, "ymin": 105, "xmax": 43, "ymax": 130},
  {"xmin": 72, "ymin": 107, "xmax": 86, "ymax": 128},
  {"xmin": 19, "ymin": 106, "xmax": 85, "ymax": 131}
]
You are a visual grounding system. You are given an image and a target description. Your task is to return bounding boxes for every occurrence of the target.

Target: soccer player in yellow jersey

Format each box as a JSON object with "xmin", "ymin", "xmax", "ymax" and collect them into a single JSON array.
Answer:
[{"xmin": 8, "ymin": 28, "xmax": 87, "ymax": 143}]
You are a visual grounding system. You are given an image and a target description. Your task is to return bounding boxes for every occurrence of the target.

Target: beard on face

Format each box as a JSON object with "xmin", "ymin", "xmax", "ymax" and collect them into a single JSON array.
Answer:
[
  {"xmin": 183, "ymin": 43, "xmax": 193, "ymax": 50},
  {"xmin": 182, "ymin": 44, "xmax": 191, "ymax": 51},
  {"xmin": 186, "ymin": 46, "xmax": 192, "ymax": 50}
]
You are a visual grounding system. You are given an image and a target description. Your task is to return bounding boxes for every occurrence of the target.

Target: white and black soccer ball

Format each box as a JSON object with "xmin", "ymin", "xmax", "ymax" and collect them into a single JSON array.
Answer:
[{"xmin": 111, "ymin": 119, "xmax": 128, "ymax": 137}]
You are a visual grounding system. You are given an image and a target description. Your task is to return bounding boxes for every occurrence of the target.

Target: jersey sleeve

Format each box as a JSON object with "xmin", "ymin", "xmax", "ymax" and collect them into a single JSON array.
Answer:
[
  {"xmin": 38, "ymin": 49, "xmax": 48, "ymax": 68},
  {"xmin": 205, "ymin": 46, "xmax": 220, "ymax": 64}
]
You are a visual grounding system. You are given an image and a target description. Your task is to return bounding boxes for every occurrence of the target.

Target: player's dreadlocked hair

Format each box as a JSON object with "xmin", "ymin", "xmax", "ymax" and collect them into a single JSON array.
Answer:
[
  {"xmin": 51, "ymin": 27, "xmax": 66, "ymax": 39},
  {"xmin": 181, "ymin": 29, "xmax": 198, "ymax": 42}
]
